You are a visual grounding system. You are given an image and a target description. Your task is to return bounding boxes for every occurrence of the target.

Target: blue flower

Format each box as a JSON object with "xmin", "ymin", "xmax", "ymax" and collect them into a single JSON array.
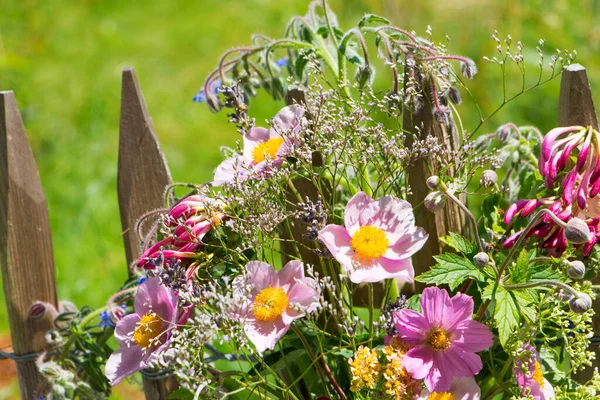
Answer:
[
  {"xmin": 137, "ymin": 276, "xmax": 147, "ymax": 285},
  {"xmin": 193, "ymin": 79, "xmax": 222, "ymax": 104},
  {"xmin": 276, "ymin": 58, "xmax": 289, "ymax": 67},
  {"xmin": 98, "ymin": 305, "xmax": 127, "ymax": 328}
]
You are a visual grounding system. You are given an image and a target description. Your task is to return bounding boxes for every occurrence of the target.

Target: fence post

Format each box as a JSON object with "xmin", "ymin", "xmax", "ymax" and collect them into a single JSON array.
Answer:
[
  {"xmin": 116, "ymin": 68, "xmax": 178, "ymax": 398},
  {"xmin": 557, "ymin": 63, "xmax": 600, "ymax": 382},
  {"xmin": 403, "ymin": 77, "xmax": 466, "ymax": 294},
  {"xmin": 0, "ymin": 91, "xmax": 58, "ymax": 399}
]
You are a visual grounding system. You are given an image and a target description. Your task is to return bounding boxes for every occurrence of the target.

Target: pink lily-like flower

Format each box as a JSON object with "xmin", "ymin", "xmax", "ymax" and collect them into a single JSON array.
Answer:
[
  {"xmin": 504, "ymin": 126, "xmax": 600, "ymax": 256},
  {"xmin": 137, "ymin": 194, "xmax": 225, "ymax": 269},
  {"xmin": 239, "ymin": 260, "xmax": 319, "ymax": 353},
  {"xmin": 105, "ymin": 277, "xmax": 184, "ymax": 386},
  {"xmin": 393, "ymin": 287, "xmax": 493, "ymax": 392},
  {"xmin": 318, "ymin": 192, "xmax": 428, "ymax": 283},
  {"xmin": 213, "ymin": 105, "xmax": 305, "ymax": 186},
  {"xmin": 514, "ymin": 343, "xmax": 555, "ymax": 400},
  {"xmin": 417, "ymin": 377, "xmax": 481, "ymax": 400}
]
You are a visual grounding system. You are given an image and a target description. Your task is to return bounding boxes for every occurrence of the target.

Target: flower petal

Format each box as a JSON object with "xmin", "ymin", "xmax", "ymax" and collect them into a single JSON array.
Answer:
[
  {"xmin": 385, "ymin": 227, "xmax": 429, "ymax": 260},
  {"xmin": 402, "ymin": 346, "xmax": 435, "ymax": 380},
  {"xmin": 277, "ymin": 260, "xmax": 305, "ymax": 292},
  {"xmin": 134, "ymin": 277, "xmax": 178, "ymax": 322},
  {"xmin": 244, "ymin": 318, "xmax": 289, "ymax": 353},
  {"xmin": 246, "ymin": 261, "xmax": 278, "ymax": 294},
  {"xmin": 213, "ymin": 156, "xmax": 248, "ymax": 186},
  {"xmin": 105, "ymin": 346, "xmax": 144, "ymax": 386},
  {"xmin": 394, "ymin": 309, "xmax": 429, "ymax": 345},
  {"xmin": 344, "ymin": 192, "xmax": 373, "ymax": 236},
  {"xmin": 420, "ymin": 287, "xmax": 452, "ymax": 328},
  {"xmin": 114, "ymin": 314, "xmax": 140, "ymax": 346},
  {"xmin": 349, "ymin": 257, "xmax": 413, "ymax": 283},
  {"xmin": 452, "ymin": 319, "xmax": 494, "ymax": 352},
  {"xmin": 318, "ymin": 225, "xmax": 354, "ymax": 272}
]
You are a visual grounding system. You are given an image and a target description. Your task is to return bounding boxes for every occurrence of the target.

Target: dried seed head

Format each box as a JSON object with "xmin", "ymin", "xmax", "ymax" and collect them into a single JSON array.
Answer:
[
  {"xmin": 566, "ymin": 260, "xmax": 586, "ymax": 280},
  {"xmin": 480, "ymin": 170, "xmax": 498, "ymax": 188},
  {"xmin": 569, "ymin": 293, "xmax": 592, "ymax": 314},
  {"xmin": 564, "ymin": 218, "xmax": 592, "ymax": 244},
  {"xmin": 473, "ymin": 252, "xmax": 490, "ymax": 269},
  {"xmin": 424, "ymin": 191, "xmax": 446, "ymax": 212}
]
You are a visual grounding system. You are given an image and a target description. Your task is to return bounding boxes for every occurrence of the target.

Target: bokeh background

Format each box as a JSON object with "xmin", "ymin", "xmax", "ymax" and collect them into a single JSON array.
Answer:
[{"xmin": 1, "ymin": 0, "xmax": 599, "ymax": 397}]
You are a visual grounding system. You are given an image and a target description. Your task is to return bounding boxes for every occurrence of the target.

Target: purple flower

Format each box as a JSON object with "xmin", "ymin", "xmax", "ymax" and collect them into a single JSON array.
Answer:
[
  {"xmin": 393, "ymin": 287, "xmax": 493, "ymax": 392},
  {"xmin": 98, "ymin": 304, "xmax": 127, "ymax": 328},
  {"xmin": 276, "ymin": 58, "xmax": 288, "ymax": 67},
  {"xmin": 105, "ymin": 278, "xmax": 181, "ymax": 386},
  {"xmin": 237, "ymin": 260, "xmax": 319, "ymax": 353},
  {"xmin": 318, "ymin": 192, "xmax": 428, "ymax": 283},
  {"xmin": 193, "ymin": 79, "xmax": 221, "ymax": 104},
  {"xmin": 213, "ymin": 105, "xmax": 304, "ymax": 186},
  {"xmin": 514, "ymin": 343, "xmax": 555, "ymax": 399}
]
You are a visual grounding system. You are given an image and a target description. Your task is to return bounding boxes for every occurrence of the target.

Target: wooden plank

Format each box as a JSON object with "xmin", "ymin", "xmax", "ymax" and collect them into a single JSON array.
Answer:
[
  {"xmin": 403, "ymin": 77, "xmax": 466, "ymax": 294},
  {"xmin": 0, "ymin": 91, "xmax": 58, "ymax": 399},
  {"xmin": 116, "ymin": 68, "xmax": 177, "ymax": 398},
  {"xmin": 558, "ymin": 64, "xmax": 600, "ymax": 382}
]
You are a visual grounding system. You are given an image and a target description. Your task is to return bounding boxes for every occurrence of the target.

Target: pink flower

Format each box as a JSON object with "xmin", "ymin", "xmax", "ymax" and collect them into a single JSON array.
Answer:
[
  {"xmin": 137, "ymin": 194, "xmax": 225, "ymax": 269},
  {"xmin": 105, "ymin": 278, "xmax": 182, "ymax": 386},
  {"xmin": 318, "ymin": 192, "xmax": 428, "ymax": 283},
  {"xmin": 213, "ymin": 105, "xmax": 304, "ymax": 185},
  {"xmin": 240, "ymin": 260, "xmax": 319, "ymax": 352},
  {"xmin": 417, "ymin": 377, "xmax": 481, "ymax": 400},
  {"xmin": 514, "ymin": 343, "xmax": 555, "ymax": 400},
  {"xmin": 393, "ymin": 287, "xmax": 493, "ymax": 392}
]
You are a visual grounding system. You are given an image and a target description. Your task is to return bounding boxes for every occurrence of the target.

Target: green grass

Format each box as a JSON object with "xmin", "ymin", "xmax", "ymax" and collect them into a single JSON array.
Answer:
[{"xmin": 1, "ymin": 0, "xmax": 600, "ymax": 397}]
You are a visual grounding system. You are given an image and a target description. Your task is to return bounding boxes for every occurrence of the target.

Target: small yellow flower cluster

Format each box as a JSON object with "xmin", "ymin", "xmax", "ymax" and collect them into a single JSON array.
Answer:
[
  {"xmin": 349, "ymin": 346, "xmax": 381, "ymax": 392},
  {"xmin": 382, "ymin": 337, "xmax": 421, "ymax": 400}
]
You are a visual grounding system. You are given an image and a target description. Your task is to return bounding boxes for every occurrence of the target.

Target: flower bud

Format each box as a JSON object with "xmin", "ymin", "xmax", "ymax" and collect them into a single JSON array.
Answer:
[
  {"xmin": 480, "ymin": 170, "xmax": 498, "ymax": 188},
  {"xmin": 473, "ymin": 252, "xmax": 490, "ymax": 269},
  {"xmin": 555, "ymin": 289, "xmax": 572, "ymax": 302},
  {"xmin": 564, "ymin": 218, "xmax": 592, "ymax": 244},
  {"xmin": 495, "ymin": 124, "xmax": 511, "ymax": 142},
  {"xmin": 28, "ymin": 302, "xmax": 48, "ymax": 320},
  {"xmin": 424, "ymin": 191, "xmax": 446, "ymax": 212},
  {"xmin": 447, "ymin": 87, "xmax": 462, "ymax": 105},
  {"xmin": 569, "ymin": 293, "xmax": 592, "ymax": 314},
  {"xmin": 355, "ymin": 66, "xmax": 374, "ymax": 89},
  {"xmin": 426, "ymin": 176, "xmax": 440, "ymax": 189},
  {"xmin": 460, "ymin": 60, "xmax": 477, "ymax": 79},
  {"xmin": 566, "ymin": 260, "xmax": 586, "ymax": 280}
]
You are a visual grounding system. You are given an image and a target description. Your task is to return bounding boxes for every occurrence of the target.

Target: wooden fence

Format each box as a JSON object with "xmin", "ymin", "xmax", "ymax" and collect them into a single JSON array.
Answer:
[{"xmin": 0, "ymin": 64, "xmax": 599, "ymax": 398}]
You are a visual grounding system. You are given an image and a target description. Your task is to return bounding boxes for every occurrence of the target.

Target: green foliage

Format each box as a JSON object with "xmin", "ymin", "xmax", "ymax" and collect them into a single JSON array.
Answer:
[{"xmin": 416, "ymin": 253, "xmax": 483, "ymax": 290}]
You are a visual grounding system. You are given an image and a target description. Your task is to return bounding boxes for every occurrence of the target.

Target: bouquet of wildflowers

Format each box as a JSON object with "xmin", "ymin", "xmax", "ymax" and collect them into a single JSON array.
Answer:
[{"xmin": 35, "ymin": 1, "xmax": 600, "ymax": 399}]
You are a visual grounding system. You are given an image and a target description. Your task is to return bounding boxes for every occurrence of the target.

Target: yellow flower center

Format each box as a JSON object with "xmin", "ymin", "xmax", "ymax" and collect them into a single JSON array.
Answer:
[
  {"xmin": 427, "ymin": 329, "xmax": 451, "ymax": 352},
  {"xmin": 351, "ymin": 225, "xmax": 389, "ymax": 263},
  {"xmin": 533, "ymin": 361, "xmax": 544, "ymax": 389},
  {"xmin": 133, "ymin": 313, "xmax": 163, "ymax": 349},
  {"xmin": 428, "ymin": 393, "xmax": 456, "ymax": 400},
  {"xmin": 252, "ymin": 287, "xmax": 289, "ymax": 322},
  {"xmin": 252, "ymin": 137, "xmax": 285, "ymax": 165}
]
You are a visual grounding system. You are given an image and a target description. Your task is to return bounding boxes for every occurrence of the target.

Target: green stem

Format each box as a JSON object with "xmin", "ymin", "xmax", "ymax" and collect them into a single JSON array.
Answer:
[{"xmin": 291, "ymin": 324, "xmax": 331, "ymax": 397}]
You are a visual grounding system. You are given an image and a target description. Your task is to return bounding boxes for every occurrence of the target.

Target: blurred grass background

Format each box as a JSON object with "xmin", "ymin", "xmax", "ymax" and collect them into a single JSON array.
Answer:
[{"xmin": 0, "ymin": 0, "xmax": 599, "ymax": 397}]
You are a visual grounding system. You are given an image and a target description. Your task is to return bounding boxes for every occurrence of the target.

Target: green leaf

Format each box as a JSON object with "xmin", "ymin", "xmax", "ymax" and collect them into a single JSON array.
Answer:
[
  {"xmin": 509, "ymin": 249, "xmax": 532, "ymax": 284},
  {"xmin": 482, "ymin": 193, "xmax": 503, "ymax": 233},
  {"xmin": 168, "ymin": 388, "xmax": 194, "ymax": 399},
  {"xmin": 416, "ymin": 253, "xmax": 482, "ymax": 290},
  {"xmin": 493, "ymin": 285, "xmax": 520, "ymax": 346},
  {"xmin": 528, "ymin": 262, "xmax": 562, "ymax": 281},
  {"xmin": 441, "ymin": 232, "xmax": 477, "ymax": 256},
  {"xmin": 493, "ymin": 286, "xmax": 537, "ymax": 346},
  {"xmin": 358, "ymin": 14, "xmax": 391, "ymax": 27},
  {"xmin": 271, "ymin": 349, "xmax": 306, "ymax": 371}
]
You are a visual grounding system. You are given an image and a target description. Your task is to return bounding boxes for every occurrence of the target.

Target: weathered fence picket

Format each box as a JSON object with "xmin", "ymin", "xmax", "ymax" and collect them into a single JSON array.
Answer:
[
  {"xmin": 558, "ymin": 63, "xmax": 600, "ymax": 382},
  {"xmin": 0, "ymin": 91, "xmax": 58, "ymax": 399},
  {"xmin": 117, "ymin": 67, "xmax": 178, "ymax": 398}
]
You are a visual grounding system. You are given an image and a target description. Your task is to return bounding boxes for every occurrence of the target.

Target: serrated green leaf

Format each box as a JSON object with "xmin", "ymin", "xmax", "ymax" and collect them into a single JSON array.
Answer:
[
  {"xmin": 416, "ymin": 253, "xmax": 481, "ymax": 290},
  {"xmin": 509, "ymin": 249, "xmax": 532, "ymax": 284},
  {"xmin": 358, "ymin": 14, "xmax": 391, "ymax": 27},
  {"xmin": 441, "ymin": 232, "xmax": 477, "ymax": 256},
  {"xmin": 494, "ymin": 285, "xmax": 520, "ymax": 346},
  {"xmin": 528, "ymin": 262, "xmax": 562, "ymax": 281},
  {"xmin": 168, "ymin": 388, "xmax": 194, "ymax": 399}
]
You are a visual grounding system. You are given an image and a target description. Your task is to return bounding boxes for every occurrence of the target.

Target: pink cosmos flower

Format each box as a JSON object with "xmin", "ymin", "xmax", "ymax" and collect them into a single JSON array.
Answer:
[
  {"xmin": 239, "ymin": 260, "xmax": 319, "ymax": 352},
  {"xmin": 105, "ymin": 277, "xmax": 183, "ymax": 386},
  {"xmin": 318, "ymin": 192, "xmax": 428, "ymax": 283},
  {"xmin": 393, "ymin": 287, "xmax": 493, "ymax": 392},
  {"xmin": 213, "ymin": 105, "xmax": 304, "ymax": 185},
  {"xmin": 514, "ymin": 343, "xmax": 555, "ymax": 400},
  {"xmin": 417, "ymin": 377, "xmax": 481, "ymax": 400}
]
